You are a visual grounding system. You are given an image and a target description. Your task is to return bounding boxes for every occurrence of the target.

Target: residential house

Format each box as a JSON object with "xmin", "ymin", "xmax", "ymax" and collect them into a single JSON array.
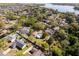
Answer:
[
  {"xmin": 15, "ymin": 40, "xmax": 26, "ymax": 49},
  {"xmin": 29, "ymin": 48, "xmax": 44, "ymax": 56},
  {"xmin": 7, "ymin": 34, "xmax": 18, "ymax": 42},
  {"xmin": 59, "ymin": 19, "xmax": 68, "ymax": 27},
  {"xmin": 45, "ymin": 28, "xmax": 54, "ymax": 35},
  {"xmin": 32, "ymin": 30, "xmax": 43, "ymax": 39},
  {"xmin": 45, "ymin": 27, "xmax": 60, "ymax": 35},
  {"xmin": 19, "ymin": 27, "xmax": 30, "ymax": 35},
  {"xmin": 53, "ymin": 27, "xmax": 60, "ymax": 31},
  {"xmin": 10, "ymin": 39, "xmax": 26, "ymax": 50}
]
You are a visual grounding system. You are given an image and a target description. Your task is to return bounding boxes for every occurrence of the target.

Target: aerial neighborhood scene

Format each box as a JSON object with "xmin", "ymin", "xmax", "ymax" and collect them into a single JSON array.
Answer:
[{"xmin": 1, "ymin": 3, "xmax": 79, "ymax": 56}]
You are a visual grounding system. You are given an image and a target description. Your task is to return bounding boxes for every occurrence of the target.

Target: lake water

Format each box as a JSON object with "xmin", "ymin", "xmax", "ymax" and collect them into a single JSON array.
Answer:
[{"xmin": 43, "ymin": 4, "xmax": 79, "ymax": 15}]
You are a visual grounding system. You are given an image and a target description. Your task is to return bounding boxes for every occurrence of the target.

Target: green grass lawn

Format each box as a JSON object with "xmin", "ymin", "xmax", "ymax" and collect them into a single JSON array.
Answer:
[
  {"xmin": 0, "ymin": 3, "xmax": 16, "ymax": 6},
  {"xmin": 15, "ymin": 45, "xmax": 32, "ymax": 56}
]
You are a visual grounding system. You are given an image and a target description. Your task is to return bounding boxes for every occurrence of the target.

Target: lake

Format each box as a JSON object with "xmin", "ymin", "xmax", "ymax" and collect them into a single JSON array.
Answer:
[{"xmin": 43, "ymin": 4, "xmax": 79, "ymax": 15}]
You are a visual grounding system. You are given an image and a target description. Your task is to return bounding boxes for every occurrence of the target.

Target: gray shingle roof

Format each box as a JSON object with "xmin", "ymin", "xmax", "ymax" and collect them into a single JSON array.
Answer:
[
  {"xmin": 30, "ymin": 48, "xmax": 45, "ymax": 56},
  {"xmin": 15, "ymin": 40, "xmax": 26, "ymax": 49},
  {"xmin": 19, "ymin": 27, "xmax": 30, "ymax": 35}
]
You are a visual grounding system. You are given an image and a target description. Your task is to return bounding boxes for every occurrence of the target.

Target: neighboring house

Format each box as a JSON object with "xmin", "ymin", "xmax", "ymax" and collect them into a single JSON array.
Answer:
[
  {"xmin": 19, "ymin": 27, "xmax": 30, "ymax": 35},
  {"xmin": 53, "ymin": 27, "xmax": 60, "ymax": 31},
  {"xmin": 45, "ymin": 27, "xmax": 59, "ymax": 35},
  {"xmin": 32, "ymin": 30, "xmax": 43, "ymax": 39},
  {"xmin": 29, "ymin": 48, "xmax": 44, "ymax": 56},
  {"xmin": 59, "ymin": 19, "xmax": 68, "ymax": 27},
  {"xmin": 32, "ymin": 31, "xmax": 38, "ymax": 37},
  {"xmin": 10, "ymin": 39, "xmax": 26, "ymax": 50},
  {"xmin": 45, "ymin": 28, "xmax": 54, "ymax": 35},
  {"xmin": 7, "ymin": 34, "xmax": 18, "ymax": 42},
  {"xmin": 15, "ymin": 40, "xmax": 26, "ymax": 49}
]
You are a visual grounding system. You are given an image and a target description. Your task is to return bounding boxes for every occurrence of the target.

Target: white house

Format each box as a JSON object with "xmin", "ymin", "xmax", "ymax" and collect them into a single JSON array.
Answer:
[
  {"xmin": 19, "ymin": 27, "xmax": 30, "ymax": 35},
  {"xmin": 7, "ymin": 34, "xmax": 18, "ymax": 42},
  {"xmin": 32, "ymin": 30, "xmax": 43, "ymax": 39}
]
